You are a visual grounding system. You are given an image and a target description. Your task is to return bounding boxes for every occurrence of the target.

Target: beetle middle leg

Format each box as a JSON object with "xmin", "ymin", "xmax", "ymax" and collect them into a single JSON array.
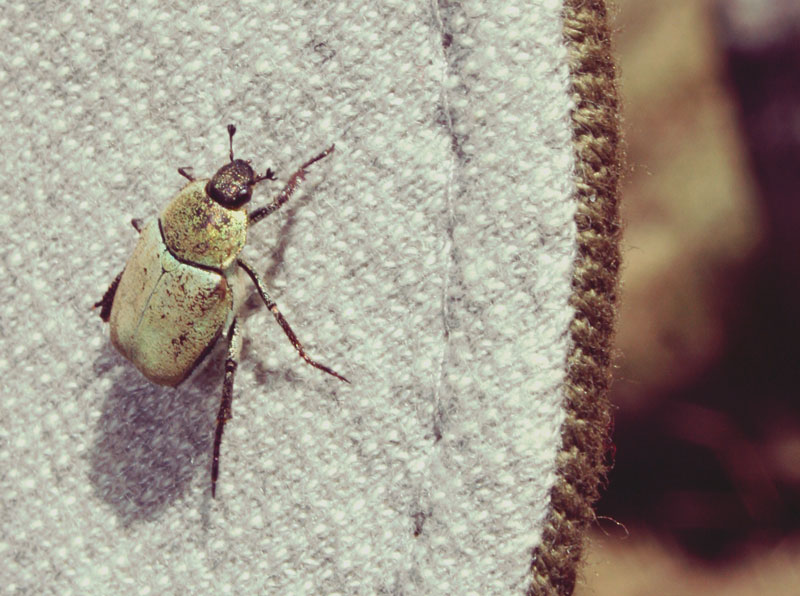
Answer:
[
  {"xmin": 211, "ymin": 317, "xmax": 242, "ymax": 498},
  {"xmin": 237, "ymin": 258, "xmax": 349, "ymax": 383},
  {"xmin": 93, "ymin": 270, "xmax": 124, "ymax": 322},
  {"xmin": 248, "ymin": 145, "xmax": 335, "ymax": 225}
]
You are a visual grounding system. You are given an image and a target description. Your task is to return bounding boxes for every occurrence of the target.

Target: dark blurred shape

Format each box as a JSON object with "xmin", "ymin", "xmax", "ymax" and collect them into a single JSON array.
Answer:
[
  {"xmin": 600, "ymin": 0, "xmax": 800, "ymax": 561},
  {"xmin": 720, "ymin": 0, "xmax": 800, "ymax": 281}
]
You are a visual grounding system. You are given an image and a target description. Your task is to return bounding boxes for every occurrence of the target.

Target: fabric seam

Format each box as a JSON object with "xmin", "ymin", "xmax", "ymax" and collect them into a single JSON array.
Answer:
[{"xmin": 528, "ymin": 1, "xmax": 622, "ymax": 594}]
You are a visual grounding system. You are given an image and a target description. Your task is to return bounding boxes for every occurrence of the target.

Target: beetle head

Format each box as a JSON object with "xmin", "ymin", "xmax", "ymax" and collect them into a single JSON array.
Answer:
[{"xmin": 206, "ymin": 159, "xmax": 256, "ymax": 208}]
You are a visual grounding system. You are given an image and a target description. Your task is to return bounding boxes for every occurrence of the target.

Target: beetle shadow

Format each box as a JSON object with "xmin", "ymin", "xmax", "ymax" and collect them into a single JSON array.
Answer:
[
  {"xmin": 87, "ymin": 198, "xmax": 309, "ymax": 524},
  {"xmin": 89, "ymin": 343, "xmax": 225, "ymax": 525},
  {"xmin": 249, "ymin": 191, "xmax": 304, "ymax": 284}
]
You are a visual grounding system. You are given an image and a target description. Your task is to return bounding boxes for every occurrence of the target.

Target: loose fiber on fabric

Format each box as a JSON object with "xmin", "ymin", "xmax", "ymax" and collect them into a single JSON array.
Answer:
[{"xmin": 528, "ymin": 1, "xmax": 622, "ymax": 594}]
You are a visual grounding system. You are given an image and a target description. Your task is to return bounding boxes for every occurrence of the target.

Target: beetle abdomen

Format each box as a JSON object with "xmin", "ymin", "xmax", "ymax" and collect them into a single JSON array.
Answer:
[
  {"xmin": 109, "ymin": 220, "xmax": 233, "ymax": 386},
  {"xmin": 160, "ymin": 180, "xmax": 248, "ymax": 270}
]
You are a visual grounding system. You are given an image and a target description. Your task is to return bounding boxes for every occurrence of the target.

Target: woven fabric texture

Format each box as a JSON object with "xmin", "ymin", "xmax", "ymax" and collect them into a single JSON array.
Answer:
[{"xmin": 0, "ymin": 0, "xmax": 616, "ymax": 594}]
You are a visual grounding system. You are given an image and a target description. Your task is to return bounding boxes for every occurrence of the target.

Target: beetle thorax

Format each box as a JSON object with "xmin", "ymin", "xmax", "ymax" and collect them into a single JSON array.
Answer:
[{"xmin": 160, "ymin": 179, "xmax": 249, "ymax": 270}]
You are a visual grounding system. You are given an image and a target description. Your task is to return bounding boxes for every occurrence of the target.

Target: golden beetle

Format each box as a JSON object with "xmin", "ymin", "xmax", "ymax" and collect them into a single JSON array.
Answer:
[{"xmin": 95, "ymin": 125, "xmax": 348, "ymax": 497}]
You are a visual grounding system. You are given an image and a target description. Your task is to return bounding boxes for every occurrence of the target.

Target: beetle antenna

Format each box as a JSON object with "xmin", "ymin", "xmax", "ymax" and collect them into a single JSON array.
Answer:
[{"xmin": 227, "ymin": 124, "xmax": 236, "ymax": 162}]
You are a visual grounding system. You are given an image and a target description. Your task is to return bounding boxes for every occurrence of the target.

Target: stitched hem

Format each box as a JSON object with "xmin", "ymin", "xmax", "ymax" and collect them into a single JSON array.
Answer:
[{"xmin": 528, "ymin": 1, "xmax": 622, "ymax": 594}]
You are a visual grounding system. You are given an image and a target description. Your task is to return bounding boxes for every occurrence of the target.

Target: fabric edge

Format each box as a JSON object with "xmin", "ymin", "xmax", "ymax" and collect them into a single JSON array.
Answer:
[{"xmin": 527, "ymin": 1, "xmax": 622, "ymax": 594}]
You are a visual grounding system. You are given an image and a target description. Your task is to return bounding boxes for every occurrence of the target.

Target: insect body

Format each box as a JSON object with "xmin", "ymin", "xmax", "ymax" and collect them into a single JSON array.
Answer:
[{"xmin": 95, "ymin": 125, "xmax": 348, "ymax": 497}]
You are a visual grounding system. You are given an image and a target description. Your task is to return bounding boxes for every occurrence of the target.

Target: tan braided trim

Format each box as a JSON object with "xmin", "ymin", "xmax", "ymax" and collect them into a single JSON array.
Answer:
[{"xmin": 528, "ymin": 1, "xmax": 622, "ymax": 594}]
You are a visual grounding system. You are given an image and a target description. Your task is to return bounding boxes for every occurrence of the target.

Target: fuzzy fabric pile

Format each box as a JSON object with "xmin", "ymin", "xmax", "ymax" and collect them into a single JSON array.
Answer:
[{"xmin": 0, "ymin": 1, "xmax": 581, "ymax": 593}]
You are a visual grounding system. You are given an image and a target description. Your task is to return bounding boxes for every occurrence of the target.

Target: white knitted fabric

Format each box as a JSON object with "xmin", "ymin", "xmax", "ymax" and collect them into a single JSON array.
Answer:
[{"xmin": 0, "ymin": 1, "xmax": 576, "ymax": 593}]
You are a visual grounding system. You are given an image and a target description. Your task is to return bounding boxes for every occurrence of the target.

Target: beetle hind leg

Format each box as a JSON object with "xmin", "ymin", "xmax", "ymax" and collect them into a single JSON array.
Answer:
[
  {"xmin": 211, "ymin": 318, "xmax": 242, "ymax": 498},
  {"xmin": 93, "ymin": 270, "xmax": 124, "ymax": 322},
  {"xmin": 237, "ymin": 259, "xmax": 349, "ymax": 384}
]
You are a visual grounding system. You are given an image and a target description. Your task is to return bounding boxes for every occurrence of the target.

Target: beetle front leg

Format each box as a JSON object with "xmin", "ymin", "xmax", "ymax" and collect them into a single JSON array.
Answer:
[
  {"xmin": 93, "ymin": 270, "xmax": 124, "ymax": 322},
  {"xmin": 237, "ymin": 259, "xmax": 349, "ymax": 383},
  {"xmin": 211, "ymin": 317, "xmax": 242, "ymax": 498},
  {"xmin": 248, "ymin": 145, "xmax": 335, "ymax": 225}
]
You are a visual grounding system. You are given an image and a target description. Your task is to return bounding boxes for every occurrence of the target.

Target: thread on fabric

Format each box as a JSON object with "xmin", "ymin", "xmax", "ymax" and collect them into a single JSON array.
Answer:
[{"xmin": 528, "ymin": 1, "xmax": 622, "ymax": 594}]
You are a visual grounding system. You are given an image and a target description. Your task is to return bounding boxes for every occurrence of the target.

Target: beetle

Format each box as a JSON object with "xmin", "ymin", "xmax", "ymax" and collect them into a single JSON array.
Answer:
[{"xmin": 94, "ymin": 125, "xmax": 348, "ymax": 497}]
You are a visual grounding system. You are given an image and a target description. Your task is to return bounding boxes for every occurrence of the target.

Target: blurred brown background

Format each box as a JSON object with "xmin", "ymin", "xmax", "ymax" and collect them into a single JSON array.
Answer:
[{"xmin": 577, "ymin": 0, "xmax": 800, "ymax": 593}]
